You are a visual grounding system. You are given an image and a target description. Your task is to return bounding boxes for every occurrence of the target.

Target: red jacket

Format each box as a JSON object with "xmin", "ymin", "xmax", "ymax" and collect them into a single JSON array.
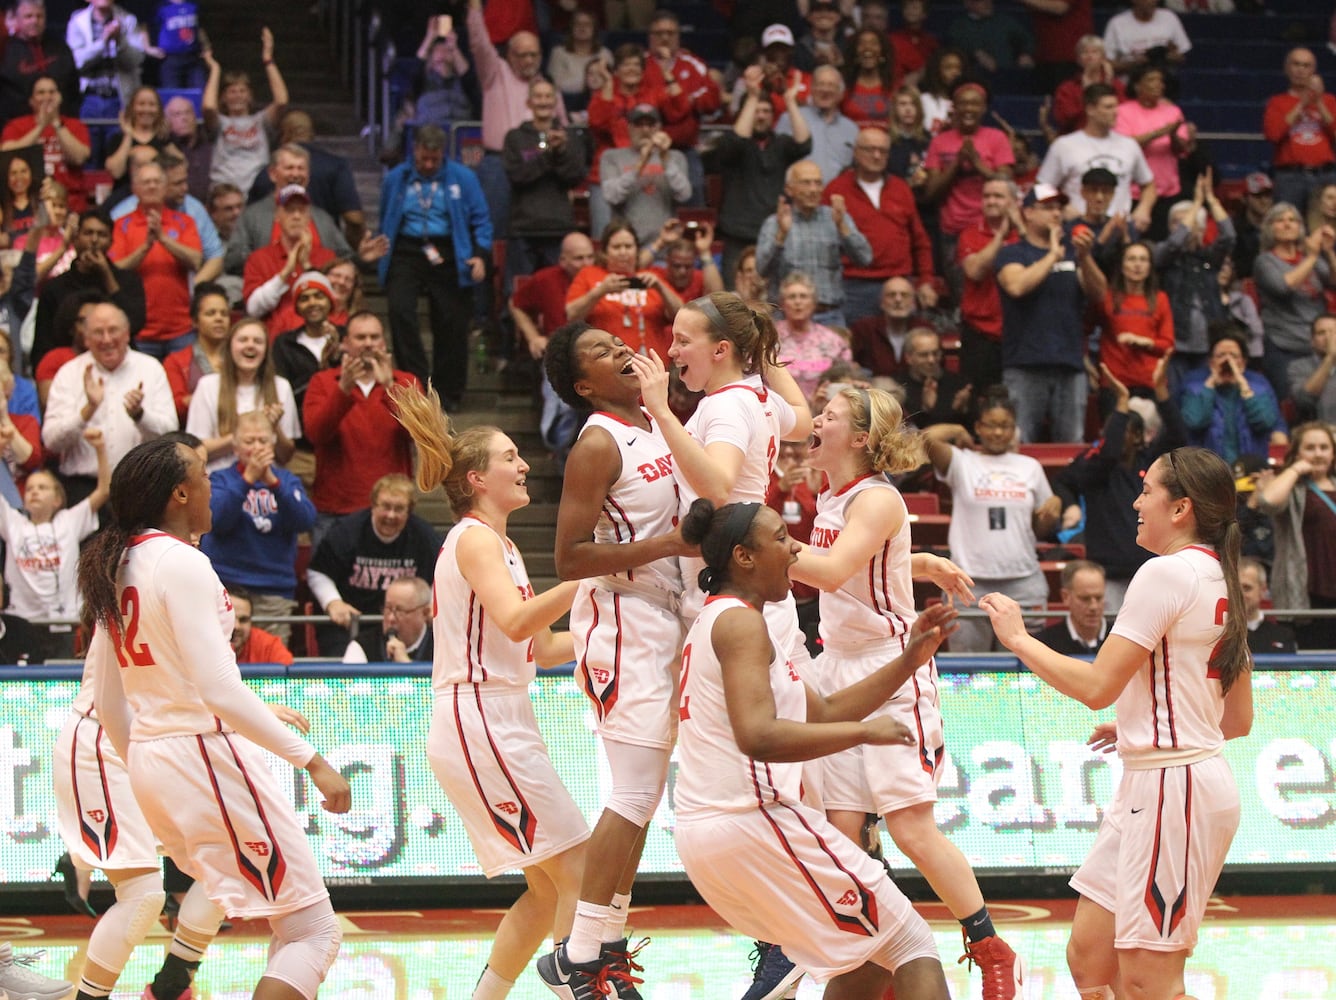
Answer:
[
  {"xmin": 642, "ymin": 50, "xmax": 722, "ymax": 149},
  {"xmin": 823, "ymin": 170, "xmax": 934, "ymax": 284},
  {"xmin": 956, "ymin": 217, "xmax": 1019, "ymax": 339},
  {"xmin": 243, "ymin": 241, "xmax": 336, "ymax": 339},
  {"xmin": 1097, "ymin": 289, "xmax": 1173, "ymax": 390},
  {"xmin": 586, "ymin": 83, "xmax": 692, "ymax": 182},
  {"xmin": 302, "ymin": 369, "xmax": 421, "ymax": 515}
]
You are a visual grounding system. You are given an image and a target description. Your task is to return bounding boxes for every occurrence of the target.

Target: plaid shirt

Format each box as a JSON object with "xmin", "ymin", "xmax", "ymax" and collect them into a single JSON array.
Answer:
[{"xmin": 756, "ymin": 205, "xmax": 872, "ymax": 306}]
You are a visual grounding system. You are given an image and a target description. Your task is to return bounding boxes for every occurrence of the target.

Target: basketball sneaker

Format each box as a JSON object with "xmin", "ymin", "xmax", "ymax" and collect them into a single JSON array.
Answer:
[
  {"xmin": 0, "ymin": 942, "xmax": 73, "ymax": 1000},
  {"xmin": 740, "ymin": 941, "xmax": 805, "ymax": 1000},
  {"xmin": 538, "ymin": 940, "xmax": 615, "ymax": 999},
  {"xmin": 599, "ymin": 937, "xmax": 647, "ymax": 999},
  {"xmin": 959, "ymin": 932, "xmax": 1024, "ymax": 1000}
]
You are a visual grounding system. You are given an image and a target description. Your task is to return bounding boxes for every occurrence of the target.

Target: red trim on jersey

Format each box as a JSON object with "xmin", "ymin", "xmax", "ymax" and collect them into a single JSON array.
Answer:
[
  {"xmin": 591, "ymin": 408, "xmax": 653, "ymax": 431},
  {"xmin": 760, "ymin": 800, "xmax": 880, "ymax": 937},
  {"xmin": 465, "ymin": 593, "xmax": 488, "ymax": 683},
  {"xmin": 221, "ymin": 734, "xmax": 288, "ymax": 895},
  {"xmin": 709, "ymin": 382, "xmax": 768, "ymax": 403},
  {"xmin": 196, "ymin": 735, "xmax": 284, "ymax": 901},
  {"xmin": 127, "ymin": 530, "xmax": 182, "ymax": 548},
  {"xmin": 453, "ymin": 685, "xmax": 539, "ymax": 852},
  {"xmin": 1168, "ymin": 769, "xmax": 1194, "ymax": 935},
  {"xmin": 1142, "ymin": 769, "xmax": 1190, "ymax": 937},
  {"xmin": 1143, "ymin": 770, "xmax": 1169, "ymax": 932},
  {"xmin": 93, "ymin": 726, "xmax": 119, "ymax": 856},
  {"xmin": 704, "ymin": 595, "xmax": 755, "ymax": 610},
  {"xmin": 71, "ymin": 717, "xmax": 115, "ymax": 859},
  {"xmin": 578, "ymin": 591, "xmax": 623, "ymax": 721},
  {"xmin": 833, "ymin": 471, "xmax": 879, "ymax": 498},
  {"xmin": 602, "ymin": 493, "xmax": 638, "ymax": 582},
  {"xmin": 1184, "ymin": 544, "xmax": 1219, "ymax": 561}
]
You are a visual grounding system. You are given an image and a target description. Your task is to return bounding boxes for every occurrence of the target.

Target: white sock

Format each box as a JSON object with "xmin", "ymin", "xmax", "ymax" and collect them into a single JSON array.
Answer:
[
  {"xmin": 567, "ymin": 901, "xmax": 611, "ymax": 964},
  {"xmin": 472, "ymin": 964, "xmax": 513, "ymax": 1000},
  {"xmin": 606, "ymin": 892, "xmax": 632, "ymax": 942}
]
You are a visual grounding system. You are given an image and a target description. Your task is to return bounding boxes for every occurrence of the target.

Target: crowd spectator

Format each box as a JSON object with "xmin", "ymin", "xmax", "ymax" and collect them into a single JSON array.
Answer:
[
  {"xmin": 102, "ymin": 84, "xmax": 170, "ymax": 192},
  {"xmin": 503, "ymin": 78, "xmax": 588, "ymax": 276},
  {"xmin": 887, "ymin": 83, "xmax": 931, "ymax": 192},
  {"xmin": 0, "ymin": 150, "xmax": 38, "ymax": 246},
  {"xmin": 732, "ymin": 244, "xmax": 768, "ymax": 310},
  {"xmin": 643, "ymin": 9, "xmax": 721, "ymax": 205},
  {"xmin": 0, "ymin": 428, "xmax": 106, "ymax": 660},
  {"xmin": 890, "ymin": 0, "xmax": 939, "ymax": 89},
  {"xmin": 849, "ymin": 274, "xmax": 922, "ymax": 378},
  {"xmin": 1156, "ymin": 180, "xmax": 1236, "ymax": 378},
  {"xmin": 0, "ymin": 296, "xmax": 36, "ymax": 417},
  {"xmin": 642, "ymin": 220, "xmax": 724, "ymax": 298},
  {"xmin": 946, "ymin": 0, "xmax": 1034, "ymax": 75},
  {"xmin": 250, "ymin": 111, "xmax": 365, "ymax": 248},
  {"xmin": 466, "ymin": 0, "xmax": 563, "ymax": 240},
  {"xmin": 509, "ymin": 231, "xmax": 595, "ymax": 467},
  {"xmin": 1037, "ymin": 83, "xmax": 1156, "ymax": 232},
  {"xmin": 1101, "ymin": 0, "xmax": 1190, "ymax": 76},
  {"xmin": 1050, "ymin": 35, "xmax": 1124, "ymax": 135},
  {"xmin": 957, "ymin": 176, "xmax": 1021, "ymax": 393},
  {"xmin": 1288, "ymin": 313, "xmax": 1336, "ymax": 423},
  {"xmin": 41, "ymin": 301, "xmax": 177, "ymax": 503},
  {"xmin": 1068, "ymin": 165, "xmax": 1135, "ymax": 277},
  {"xmin": 901, "ymin": 326, "xmax": 972, "ymax": 427},
  {"xmin": 186, "ymin": 316, "xmax": 299, "ymax": 473},
  {"xmin": 825, "ymin": 126, "xmax": 936, "ymax": 324},
  {"xmin": 112, "ymin": 149, "xmax": 224, "ymax": 282},
  {"xmin": 343, "ymin": 576, "xmax": 434, "ymax": 663},
  {"xmin": 152, "ymin": 0, "xmax": 205, "ymax": 89},
  {"xmin": 242, "ymin": 184, "xmax": 337, "ymax": 337},
  {"xmin": 1264, "ymin": 48, "xmax": 1336, "ymax": 223},
  {"xmin": 302, "ymin": 312, "xmax": 420, "ymax": 525},
  {"xmin": 841, "ymin": 29, "xmax": 897, "ymax": 122},
  {"xmin": 996, "ymin": 182, "xmax": 1106, "ymax": 442},
  {"xmin": 228, "ymin": 586, "xmax": 294, "ymax": 665},
  {"xmin": 1232, "ymin": 171, "xmax": 1272, "ymax": 279},
  {"xmin": 546, "ymin": 10, "xmax": 610, "ymax": 115},
  {"xmin": 0, "ymin": 332, "xmax": 40, "ymax": 455},
  {"xmin": 757, "ymin": 159, "xmax": 872, "ymax": 327},
  {"xmin": 1216, "ymin": 256, "xmax": 1264, "ymax": 361},
  {"xmin": 0, "ymin": 0, "xmax": 78, "ymax": 124},
  {"xmin": 774, "ymin": 270, "xmax": 851, "ymax": 399},
  {"xmin": 1179, "ymin": 323, "xmax": 1285, "ymax": 464},
  {"xmin": 224, "ymin": 144, "xmax": 359, "ymax": 274},
  {"xmin": 164, "ymin": 95, "xmax": 214, "ymax": 203},
  {"xmin": 324, "ymin": 255, "xmax": 362, "ymax": 322},
  {"xmin": 306, "ymin": 473, "xmax": 439, "ymax": 657},
  {"xmin": 1253, "ymin": 201, "xmax": 1336, "ymax": 396},
  {"xmin": 919, "ymin": 46, "xmax": 967, "ymax": 133},
  {"xmin": 565, "ymin": 220, "xmax": 681, "ymax": 359},
  {"xmin": 66, "ymin": 0, "xmax": 146, "ymax": 162},
  {"xmin": 707, "ymin": 64, "xmax": 810, "ymax": 286},
  {"xmin": 1096, "ymin": 240, "xmax": 1173, "ymax": 398},
  {"xmin": 1022, "ymin": 0, "xmax": 1094, "ymax": 92},
  {"xmin": 777, "ymin": 65, "xmax": 857, "ymax": 193},
  {"xmin": 207, "ymin": 180, "xmax": 244, "ymax": 244},
  {"xmin": 0, "ymin": 76, "xmax": 90, "ymax": 212},
  {"xmin": 1256, "ymin": 421, "xmax": 1336, "ymax": 650},
  {"xmin": 34, "ymin": 290, "xmax": 98, "ymax": 409},
  {"xmin": 600, "ymin": 103, "xmax": 690, "ymax": 245},
  {"xmin": 1034, "ymin": 560, "xmax": 1107, "ymax": 654},
  {"xmin": 378, "ymin": 124, "xmax": 490, "ymax": 412},
  {"xmin": 1237, "ymin": 556, "xmax": 1298, "ymax": 655},
  {"xmin": 793, "ymin": 0, "xmax": 846, "ymax": 73},
  {"xmin": 383, "ymin": 19, "xmax": 473, "ymax": 164},
  {"xmin": 1115, "ymin": 64, "xmax": 1190, "ymax": 238},
  {"xmin": 764, "ymin": 437, "xmax": 823, "ymax": 653},
  {"xmin": 108, "ymin": 158, "xmax": 202, "ymax": 358},
  {"xmin": 924, "ymin": 393, "xmax": 1061, "ymax": 651},
  {"xmin": 200, "ymin": 409, "xmax": 315, "ymax": 647},
  {"xmin": 202, "ymin": 27, "xmax": 289, "ymax": 193},
  {"xmin": 164, "ymin": 280, "xmax": 230, "ymax": 421},
  {"xmin": 924, "ymin": 81, "xmax": 1015, "ymax": 289}
]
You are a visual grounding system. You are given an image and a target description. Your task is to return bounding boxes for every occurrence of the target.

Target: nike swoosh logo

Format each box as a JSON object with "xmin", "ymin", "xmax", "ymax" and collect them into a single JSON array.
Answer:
[
  {"xmin": 626, "ymin": 437, "xmax": 637, "ymax": 446},
  {"xmin": 1131, "ymin": 807, "xmax": 1144, "ymax": 814}
]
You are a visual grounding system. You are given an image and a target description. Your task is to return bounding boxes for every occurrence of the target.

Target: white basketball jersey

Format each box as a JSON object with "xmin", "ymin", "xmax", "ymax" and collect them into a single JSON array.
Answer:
[
  {"xmin": 811, "ymin": 473, "xmax": 918, "ymax": 645},
  {"xmin": 579, "ymin": 409, "xmax": 683, "ymax": 595},
  {"xmin": 432, "ymin": 517, "xmax": 537, "ymax": 691},
  {"xmin": 1109, "ymin": 545, "xmax": 1231, "ymax": 759},
  {"xmin": 674, "ymin": 596, "xmax": 807, "ymax": 819}
]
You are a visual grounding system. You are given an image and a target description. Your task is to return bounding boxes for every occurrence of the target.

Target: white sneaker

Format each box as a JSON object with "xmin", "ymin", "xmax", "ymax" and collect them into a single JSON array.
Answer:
[{"xmin": 0, "ymin": 942, "xmax": 73, "ymax": 1000}]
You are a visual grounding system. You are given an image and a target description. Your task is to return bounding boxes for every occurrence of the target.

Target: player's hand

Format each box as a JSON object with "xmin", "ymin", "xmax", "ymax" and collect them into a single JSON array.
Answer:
[
  {"xmin": 900, "ymin": 601, "xmax": 958, "ymax": 669},
  {"xmin": 862, "ymin": 716, "xmax": 916, "ymax": 746},
  {"xmin": 1087, "ymin": 720, "xmax": 1118, "ymax": 754},
  {"xmin": 306, "ymin": 754, "xmax": 351, "ymax": 813},
  {"xmin": 269, "ymin": 703, "xmax": 312, "ymax": 734}
]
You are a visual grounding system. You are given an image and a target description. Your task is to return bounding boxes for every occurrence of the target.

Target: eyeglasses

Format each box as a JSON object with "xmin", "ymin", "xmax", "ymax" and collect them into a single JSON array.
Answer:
[
  {"xmin": 383, "ymin": 604, "xmax": 429, "ymax": 616},
  {"xmin": 856, "ymin": 145, "xmax": 890, "ymax": 154}
]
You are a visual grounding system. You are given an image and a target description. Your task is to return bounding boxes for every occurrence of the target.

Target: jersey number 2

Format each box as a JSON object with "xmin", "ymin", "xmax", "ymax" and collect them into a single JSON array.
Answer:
[
  {"xmin": 1207, "ymin": 597, "xmax": 1227, "ymax": 679},
  {"xmin": 678, "ymin": 643, "xmax": 692, "ymax": 721},
  {"xmin": 111, "ymin": 586, "xmax": 155, "ymax": 668}
]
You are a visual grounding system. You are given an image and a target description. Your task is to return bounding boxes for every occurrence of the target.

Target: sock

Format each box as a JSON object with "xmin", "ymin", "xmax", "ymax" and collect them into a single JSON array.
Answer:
[
  {"xmin": 605, "ymin": 891, "xmax": 632, "ymax": 942},
  {"xmin": 472, "ymin": 964, "xmax": 514, "ymax": 1000},
  {"xmin": 567, "ymin": 901, "xmax": 611, "ymax": 963},
  {"xmin": 148, "ymin": 953, "xmax": 202, "ymax": 1000},
  {"xmin": 76, "ymin": 986, "xmax": 114, "ymax": 1000},
  {"xmin": 960, "ymin": 905, "xmax": 996, "ymax": 943}
]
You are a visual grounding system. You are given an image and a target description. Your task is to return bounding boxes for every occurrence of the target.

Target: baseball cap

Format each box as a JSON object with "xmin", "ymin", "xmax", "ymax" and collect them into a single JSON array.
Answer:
[
  {"xmin": 292, "ymin": 270, "xmax": 333, "ymax": 302},
  {"xmin": 629, "ymin": 103, "xmax": 661, "ymax": 124},
  {"xmin": 761, "ymin": 24, "xmax": 795, "ymax": 48},
  {"xmin": 277, "ymin": 184, "xmax": 311, "ymax": 206},
  {"xmin": 1080, "ymin": 167, "xmax": 1118, "ymax": 189},
  {"xmin": 1022, "ymin": 182, "xmax": 1066, "ymax": 208},
  {"xmin": 1245, "ymin": 171, "xmax": 1274, "ymax": 195}
]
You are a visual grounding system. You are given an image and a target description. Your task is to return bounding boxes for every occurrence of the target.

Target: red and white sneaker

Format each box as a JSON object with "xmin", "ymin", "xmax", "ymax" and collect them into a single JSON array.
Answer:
[{"xmin": 959, "ymin": 933, "xmax": 1024, "ymax": 1000}]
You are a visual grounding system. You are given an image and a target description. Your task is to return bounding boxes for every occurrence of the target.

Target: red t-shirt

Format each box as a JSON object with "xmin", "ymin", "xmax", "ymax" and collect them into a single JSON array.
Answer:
[
  {"xmin": 236, "ymin": 626, "xmax": 294, "ymax": 665},
  {"xmin": 566, "ymin": 265, "xmax": 673, "ymax": 359},
  {"xmin": 0, "ymin": 115, "xmax": 91, "ymax": 211},
  {"xmin": 109, "ymin": 206, "xmax": 201, "ymax": 342},
  {"xmin": 512, "ymin": 264, "xmax": 573, "ymax": 336},
  {"xmin": 890, "ymin": 28, "xmax": 938, "ymax": 78},
  {"xmin": 1031, "ymin": 0, "xmax": 1092, "ymax": 66},
  {"xmin": 841, "ymin": 83, "xmax": 894, "ymax": 124},
  {"xmin": 1263, "ymin": 91, "xmax": 1336, "ymax": 168},
  {"xmin": 648, "ymin": 265, "xmax": 704, "ymax": 302},
  {"xmin": 1097, "ymin": 289, "xmax": 1173, "ymax": 390},
  {"xmin": 956, "ymin": 217, "xmax": 1019, "ymax": 338},
  {"xmin": 36, "ymin": 346, "xmax": 77, "ymax": 383}
]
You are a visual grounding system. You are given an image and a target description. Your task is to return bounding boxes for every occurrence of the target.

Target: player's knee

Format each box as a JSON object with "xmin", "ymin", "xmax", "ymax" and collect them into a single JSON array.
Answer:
[
  {"xmin": 606, "ymin": 781, "xmax": 664, "ymax": 827},
  {"xmin": 266, "ymin": 902, "xmax": 342, "ymax": 999},
  {"xmin": 878, "ymin": 910, "xmax": 938, "ymax": 972},
  {"xmin": 86, "ymin": 871, "xmax": 166, "ymax": 971}
]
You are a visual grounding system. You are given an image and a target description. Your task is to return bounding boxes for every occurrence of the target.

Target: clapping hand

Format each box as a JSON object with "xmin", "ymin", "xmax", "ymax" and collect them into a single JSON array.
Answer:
[{"xmin": 122, "ymin": 381, "xmax": 144, "ymax": 421}]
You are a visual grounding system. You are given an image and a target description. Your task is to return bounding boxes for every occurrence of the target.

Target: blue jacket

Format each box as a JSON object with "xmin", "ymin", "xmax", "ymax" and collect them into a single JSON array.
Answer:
[
  {"xmin": 202, "ymin": 464, "xmax": 318, "ymax": 596},
  {"xmin": 378, "ymin": 158, "xmax": 493, "ymax": 288},
  {"xmin": 1179, "ymin": 367, "xmax": 1285, "ymax": 464}
]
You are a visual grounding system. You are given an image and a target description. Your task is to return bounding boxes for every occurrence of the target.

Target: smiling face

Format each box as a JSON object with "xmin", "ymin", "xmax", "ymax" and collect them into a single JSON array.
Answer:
[
  {"xmin": 615, "ymin": 52, "xmax": 645, "ymax": 91},
  {"xmin": 808, "ymin": 392, "xmax": 865, "ymax": 471},
  {"xmin": 165, "ymin": 96, "xmax": 196, "ymax": 135},
  {"xmin": 810, "ymin": 67, "xmax": 843, "ymax": 110},
  {"xmin": 6, "ymin": 157, "xmax": 30, "ymax": 197},
  {"xmin": 1297, "ymin": 425, "xmax": 1336, "ymax": 478},
  {"xmin": 573, "ymin": 327, "xmax": 639, "ymax": 407},
  {"xmin": 296, "ymin": 286, "xmax": 332, "ymax": 325},
  {"xmin": 130, "ymin": 88, "xmax": 161, "ymax": 129},
  {"xmin": 132, "ymin": 162, "xmax": 166, "ymax": 208},
  {"xmin": 1135, "ymin": 68, "xmax": 1164, "ymax": 105},
  {"xmin": 179, "ymin": 443, "xmax": 213, "ymax": 538},
  {"xmin": 86, "ymin": 303, "xmax": 130, "ymax": 370},
  {"xmin": 229, "ymin": 322, "xmax": 267, "ymax": 378},
  {"xmin": 473, "ymin": 433, "xmax": 531, "ymax": 513},
  {"xmin": 952, "ymin": 88, "xmax": 985, "ymax": 132},
  {"xmin": 325, "ymin": 261, "xmax": 357, "ymax": 306},
  {"xmin": 786, "ymin": 162, "xmax": 825, "ymax": 212},
  {"xmin": 370, "ymin": 485, "xmax": 412, "ymax": 540},
  {"xmin": 222, "ymin": 80, "xmax": 252, "ymax": 116},
  {"xmin": 669, "ymin": 307, "xmax": 725, "ymax": 392},
  {"xmin": 22, "ymin": 470, "xmax": 63, "ymax": 522},
  {"xmin": 741, "ymin": 505, "xmax": 803, "ymax": 605},
  {"xmin": 1133, "ymin": 457, "xmax": 1183, "ymax": 555},
  {"xmin": 974, "ymin": 404, "xmax": 1015, "ymax": 455}
]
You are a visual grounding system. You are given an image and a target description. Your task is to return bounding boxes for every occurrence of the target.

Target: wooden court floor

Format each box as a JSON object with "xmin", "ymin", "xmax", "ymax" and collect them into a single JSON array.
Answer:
[{"xmin": 4, "ymin": 894, "xmax": 1334, "ymax": 998}]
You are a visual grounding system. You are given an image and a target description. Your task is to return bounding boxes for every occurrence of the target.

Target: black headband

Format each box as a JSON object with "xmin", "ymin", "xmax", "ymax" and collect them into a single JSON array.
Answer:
[{"xmin": 697, "ymin": 501, "xmax": 763, "ymax": 595}]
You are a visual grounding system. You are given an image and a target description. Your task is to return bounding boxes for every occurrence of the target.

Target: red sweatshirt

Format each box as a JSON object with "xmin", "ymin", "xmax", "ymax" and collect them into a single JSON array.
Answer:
[{"xmin": 823, "ymin": 170, "xmax": 935, "ymax": 284}]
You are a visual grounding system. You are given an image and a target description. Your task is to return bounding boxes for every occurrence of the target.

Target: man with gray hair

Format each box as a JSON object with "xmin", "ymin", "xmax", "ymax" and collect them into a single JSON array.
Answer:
[
  {"xmin": 776, "ymin": 65, "xmax": 858, "ymax": 190},
  {"xmin": 378, "ymin": 123, "xmax": 492, "ymax": 412}
]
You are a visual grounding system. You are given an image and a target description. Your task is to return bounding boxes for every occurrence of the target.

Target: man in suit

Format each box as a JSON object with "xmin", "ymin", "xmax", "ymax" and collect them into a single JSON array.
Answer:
[
  {"xmin": 1036, "ymin": 559, "xmax": 1107, "ymax": 654},
  {"xmin": 343, "ymin": 576, "xmax": 434, "ymax": 663},
  {"xmin": 1239, "ymin": 556, "xmax": 1297, "ymax": 655}
]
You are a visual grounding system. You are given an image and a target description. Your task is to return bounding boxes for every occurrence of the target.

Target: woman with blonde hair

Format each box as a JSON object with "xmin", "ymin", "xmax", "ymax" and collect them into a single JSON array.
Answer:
[
  {"xmin": 390, "ymin": 382, "xmax": 590, "ymax": 1000},
  {"xmin": 186, "ymin": 316, "xmax": 299, "ymax": 472},
  {"xmin": 792, "ymin": 385, "xmax": 1022, "ymax": 997}
]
